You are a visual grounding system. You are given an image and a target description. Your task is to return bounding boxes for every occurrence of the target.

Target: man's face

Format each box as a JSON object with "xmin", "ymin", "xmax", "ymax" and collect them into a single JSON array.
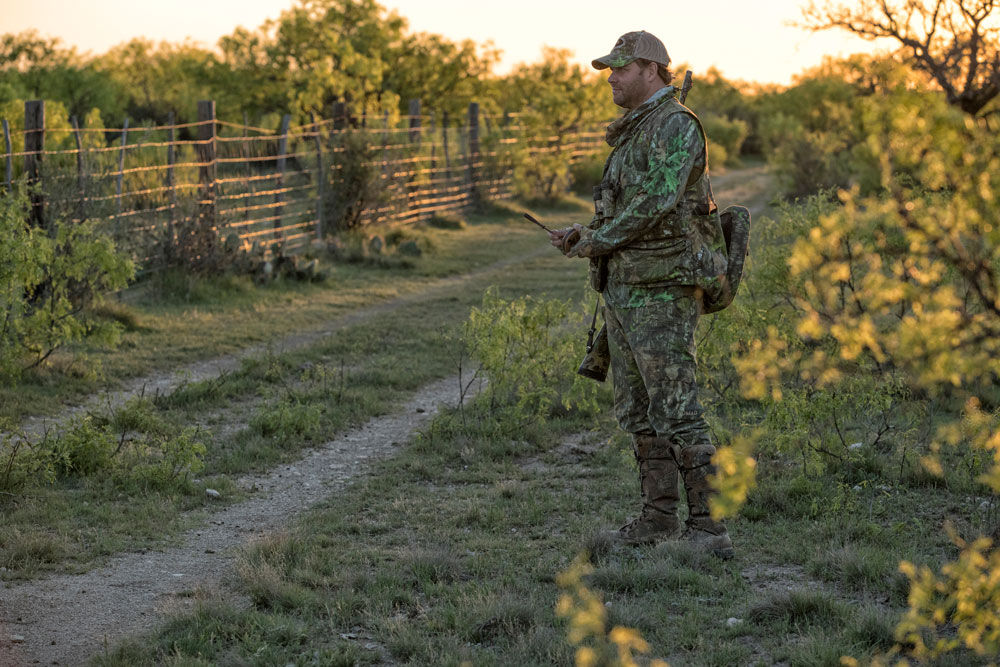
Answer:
[{"xmin": 607, "ymin": 61, "xmax": 653, "ymax": 110}]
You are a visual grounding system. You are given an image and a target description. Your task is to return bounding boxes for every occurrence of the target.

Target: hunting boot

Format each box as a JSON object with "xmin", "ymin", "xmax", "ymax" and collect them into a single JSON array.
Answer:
[
  {"xmin": 678, "ymin": 444, "xmax": 735, "ymax": 559},
  {"xmin": 605, "ymin": 434, "xmax": 682, "ymax": 545}
]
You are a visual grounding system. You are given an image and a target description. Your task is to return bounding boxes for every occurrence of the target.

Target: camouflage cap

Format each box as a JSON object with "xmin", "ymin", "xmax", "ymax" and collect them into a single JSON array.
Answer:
[{"xmin": 592, "ymin": 31, "xmax": 670, "ymax": 70}]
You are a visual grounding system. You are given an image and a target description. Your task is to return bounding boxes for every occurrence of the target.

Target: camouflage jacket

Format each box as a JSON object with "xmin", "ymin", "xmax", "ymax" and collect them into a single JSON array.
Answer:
[{"xmin": 571, "ymin": 87, "xmax": 728, "ymax": 309}]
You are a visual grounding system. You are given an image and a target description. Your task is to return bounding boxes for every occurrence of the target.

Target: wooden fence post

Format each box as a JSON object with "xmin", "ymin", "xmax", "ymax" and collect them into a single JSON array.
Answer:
[
  {"xmin": 165, "ymin": 111, "xmax": 177, "ymax": 261},
  {"xmin": 382, "ymin": 110, "xmax": 390, "ymax": 160},
  {"xmin": 310, "ymin": 112, "xmax": 324, "ymax": 240},
  {"xmin": 241, "ymin": 111, "xmax": 255, "ymax": 224},
  {"xmin": 429, "ymin": 113, "xmax": 437, "ymax": 171},
  {"xmin": 408, "ymin": 99, "xmax": 421, "ymax": 144},
  {"xmin": 115, "ymin": 118, "xmax": 129, "ymax": 233},
  {"xmin": 2, "ymin": 119, "xmax": 12, "ymax": 192},
  {"xmin": 275, "ymin": 114, "xmax": 291, "ymax": 237},
  {"xmin": 24, "ymin": 100, "xmax": 45, "ymax": 227},
  {"xmin": 442, "ymin": 111, "xmax": 451, "ymax": 172},
  {"xmin": 332, "ymin": 102, "xmax": 347, "ymax": 131},
  {"xmin": 70, "ymin": 116, "xmax": 86, "ymax": 220},
  {"xmin": 196, "ymin": 101, "xmax": 217, "ymax": 236},
  {"xmin": 466, "ymin": 102, "xmax": 480, "ymax": 206}
]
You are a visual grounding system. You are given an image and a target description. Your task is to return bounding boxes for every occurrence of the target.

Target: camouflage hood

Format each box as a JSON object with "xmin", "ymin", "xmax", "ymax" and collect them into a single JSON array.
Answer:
[{"xmin": 606, "ymin": 86, "xmax": 676, "ymax": 148}]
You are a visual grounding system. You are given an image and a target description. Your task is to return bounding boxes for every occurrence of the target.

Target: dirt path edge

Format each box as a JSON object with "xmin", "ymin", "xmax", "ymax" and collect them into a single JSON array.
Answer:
[{"xmin": 1, "ymin": 374, "xmax": 465, "ymax": 667}]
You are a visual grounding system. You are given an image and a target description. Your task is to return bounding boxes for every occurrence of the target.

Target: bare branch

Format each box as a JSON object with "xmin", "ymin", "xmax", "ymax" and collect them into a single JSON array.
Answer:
[{"xmin": 800, "ymin": 0, "xmax": 1000, "ymax": 114}]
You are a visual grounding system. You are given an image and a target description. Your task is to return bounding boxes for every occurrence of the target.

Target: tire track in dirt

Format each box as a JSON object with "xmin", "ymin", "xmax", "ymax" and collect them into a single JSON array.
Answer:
[
  {"xmin": 0, "ymin": 374, "xmax": 465, "ymax": 667},
  {"xmin": 1, "ymin": 170, "xmax": 778, "ymax": 665},
  {"xmin": 13, "ymin": 244, "xmax": 550, "ymax": 444},
  {"xmin": 712, "ymin": 163, "xmax": 775, "ymax": 220}
]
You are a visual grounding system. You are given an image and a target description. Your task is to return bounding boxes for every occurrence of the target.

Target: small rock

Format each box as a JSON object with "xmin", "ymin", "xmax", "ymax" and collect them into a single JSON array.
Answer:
[
  {"xmin": 205, "ymin": 488, "xmax": 221, "ymax": 499},
  {"xmin": 849, "ymin": 442, "xmax": 864, "ymax": 451},
  {"xmin": 726, "ymin": 617, "xmax": 743, "ymax": 627},
  {"xmin": 10, "ymin": 635, "xmax": 25, "ymax": 643}
]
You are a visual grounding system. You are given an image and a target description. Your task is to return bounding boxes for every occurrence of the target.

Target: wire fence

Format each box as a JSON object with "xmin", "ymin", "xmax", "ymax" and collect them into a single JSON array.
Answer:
[{"xmin": 2, "ymin": 100, "xmax": 609, "ymax": 275}]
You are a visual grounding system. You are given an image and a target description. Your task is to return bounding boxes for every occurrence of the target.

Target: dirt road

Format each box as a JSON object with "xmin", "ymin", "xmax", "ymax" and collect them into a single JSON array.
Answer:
[{"xmin": 0, "ymin": 167, "xmax": 776, "ymax": 666}]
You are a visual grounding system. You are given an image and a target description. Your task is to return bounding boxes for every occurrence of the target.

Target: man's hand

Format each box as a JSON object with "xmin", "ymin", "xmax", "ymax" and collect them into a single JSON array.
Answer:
[
  {"xmin": 549, "ymin": 224, "xmax": 587, "ymax": 255},
  {"xmin": 548, "ymin": 227, "xmax": 572, "ymax": 248}
]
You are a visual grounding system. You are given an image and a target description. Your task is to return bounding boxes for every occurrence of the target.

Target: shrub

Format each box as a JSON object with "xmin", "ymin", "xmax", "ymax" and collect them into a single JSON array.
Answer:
[
  {"xmin": 702, "ymin": 112, "xmax": 748, "ymax": 168},
  {"xmin": 325, "ymin": 130, "xmax": 392, "ymax": 230},
  {"xmin": 0, "ymin": 427, "xmax": 55, "ymax": 493},
  {"xmin": 463, "ymin": 288, "xmax": 599, "ymax": 425},
  {"xmin": 0, "ymin": 187, "xmax": 134, "ymax": 380}
]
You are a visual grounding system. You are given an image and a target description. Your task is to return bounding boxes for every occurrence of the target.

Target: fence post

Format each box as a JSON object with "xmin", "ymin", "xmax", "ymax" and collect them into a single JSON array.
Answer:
[
  {"xmin": 408, "ymin": 99, "xmax": 421, "ymax": 144},
  {"xmin": 429, "ymin": 113, "xmax": 437, "ymax": 171},
  {"xmin": 310, "ymin": 112, "xmax": 324, "ymax": 240},
  {"xmin": 332, "ymin": 102, "xmax": 347, "ymax": 131},
  {"xmin": 466, "ymin": 102, "xmax": 480, "ymax": 206},
  {"xmin": 2, "ymin": 119, "xmax": 12, "ymax": 192},
  {"xmin": 24, "ymin": 100, "xmax": 45, "ymax": 227},
  {"xmin": 196, "ymin": 101, "xmax": 217, "ymax": 239},
  {"xmin": 275, "ymin": 113, "xmax": 291, "ymax": 237},
  {"xmin": 165, "ymin": 111, "xmax": 177, "ymax": 262},
  {"xmin": 70, "ymin": 116, "xmax": 86, "ymax": 220},
  {"xmin": 241, "ymin": 111, "xmax": 255, "ymax": 225},
  {"xmin": 115, "ymin": 118, "xmax": 129, "ymax": 234},
  {"xmin": 382, "ymin": 110, "xmax": 390, "ymax": 159},
  {"xmin": 442, "ymin": 111, "xmax": 450, "ymax": 171}
]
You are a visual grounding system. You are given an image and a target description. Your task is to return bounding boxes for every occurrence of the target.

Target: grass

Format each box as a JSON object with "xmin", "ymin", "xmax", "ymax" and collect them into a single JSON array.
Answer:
[
  {"xmin": 90, "ymin": 384, "xmax": 949, "ymax": 666},
  {"xmin": 3, "ymin": 183, "xmax": 987, "ymax": 665},
  {"xmin": 0, "ymin": 198, "xmax": 594, "ymax": 579},
  {"xmin": 0, "ymin": 199, "xmax": 551, "ymax": 422}
]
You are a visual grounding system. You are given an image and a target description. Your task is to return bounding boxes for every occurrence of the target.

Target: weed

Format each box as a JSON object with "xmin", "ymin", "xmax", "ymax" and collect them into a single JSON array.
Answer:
[
  {"xmin": 808, "ymin": 544, "xmax": 897, "ymax": 595},
  {"xmin": 236, "ymin": 531, "xmax": 321, "ymax": 612},
  {"xmin": 845, "ymin": 606, "xmax": 897, "ymax": 651},
  {"xmin": 470, "ymin": 596, "xmax": 537, "ymax": 643},
  {"xmin": 747, "ymin": 590, "xmax": 847, "ymax": 629},
  {"xmin": 408, "ymin": 547, "xmax": 464, "ymax": 585},
  {"xmin": 249, "ymin": 398, "xmax": 323, "ymax": 442},
  {"xmin": 46, "ymin": 416, "xmax": 119, "ymax": 476}
]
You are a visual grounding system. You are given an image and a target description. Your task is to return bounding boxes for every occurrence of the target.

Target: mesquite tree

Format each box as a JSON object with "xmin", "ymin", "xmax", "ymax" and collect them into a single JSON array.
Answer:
[{"xmin": 802, "ymin": 0, "xmax": 1000, "ymax": 116}]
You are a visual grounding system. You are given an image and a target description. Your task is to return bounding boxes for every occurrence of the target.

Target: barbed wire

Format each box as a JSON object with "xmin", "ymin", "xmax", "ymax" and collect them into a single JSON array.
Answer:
[{"xmin": 2, "ymin": 105, "xmax": 609, "ymax": 273}]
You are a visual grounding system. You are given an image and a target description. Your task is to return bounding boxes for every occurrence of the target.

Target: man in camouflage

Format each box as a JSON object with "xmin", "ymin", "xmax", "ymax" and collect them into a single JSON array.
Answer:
[{"xmin": 550, "ymin": 31, "xmax": 733, "ymax": 557}]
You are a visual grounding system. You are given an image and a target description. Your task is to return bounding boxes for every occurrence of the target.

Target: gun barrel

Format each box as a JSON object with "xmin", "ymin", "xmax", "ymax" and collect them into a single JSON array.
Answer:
[{"xmin": 523, "ymin": 213, "xmax": 555, "ymax": 234}]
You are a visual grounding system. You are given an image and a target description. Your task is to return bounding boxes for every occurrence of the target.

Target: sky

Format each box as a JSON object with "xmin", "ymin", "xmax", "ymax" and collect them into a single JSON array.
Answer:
[{"xmin": 5, "ymin": 0, "xmax": 889, "ymax": 85}]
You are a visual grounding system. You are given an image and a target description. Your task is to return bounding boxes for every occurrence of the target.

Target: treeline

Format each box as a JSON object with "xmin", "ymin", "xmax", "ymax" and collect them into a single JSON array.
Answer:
[
  {"xmin": 12, "ymin": 0, "xmax": 998, "ymax": 203},
  {"xmin": 0, "ymin": 0, "xmax": 613, "ymax": 141}
]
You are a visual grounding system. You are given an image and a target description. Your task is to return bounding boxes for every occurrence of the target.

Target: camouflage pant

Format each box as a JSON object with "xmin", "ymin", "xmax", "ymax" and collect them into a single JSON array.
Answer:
[{"xmin": 604, "ymin": 289, "xmax": 713, "ymax": 449}]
